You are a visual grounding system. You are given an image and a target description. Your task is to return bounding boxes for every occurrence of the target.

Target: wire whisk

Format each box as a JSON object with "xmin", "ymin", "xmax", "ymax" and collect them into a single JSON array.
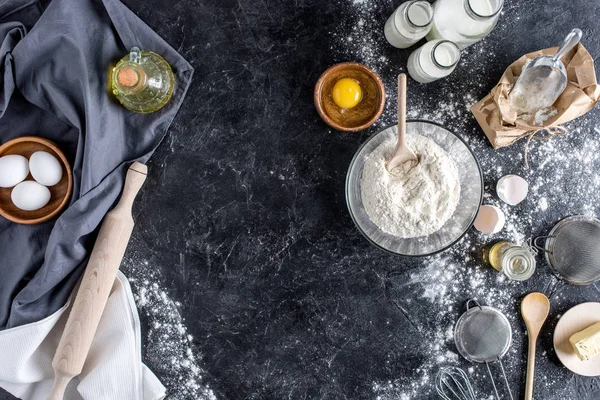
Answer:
[{"xmin": 435, "ymin": 366, "xmax": 476, "ymax": 400}]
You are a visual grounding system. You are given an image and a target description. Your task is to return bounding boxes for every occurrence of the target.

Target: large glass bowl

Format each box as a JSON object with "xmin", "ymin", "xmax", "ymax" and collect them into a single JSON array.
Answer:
[{"xmin": 346, "ymin": 121, "xmax": 483, "ymax": 256}]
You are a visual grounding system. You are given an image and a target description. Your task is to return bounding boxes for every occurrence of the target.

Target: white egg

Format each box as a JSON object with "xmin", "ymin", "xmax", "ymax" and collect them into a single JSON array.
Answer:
[
  {"xmin": 474, "ymin": 205, "xmax": 506, "ymax": 234},
  {"xmin": 11, "ymin": 181, "xmax": 51, "ymax": 211},
  {"xmin": 29, "ymin": 151, "xmax": 63, "ymax": 186},
  {"xmin": 0, "ymin": 154, "xmax": 29, "ymax": 188},
  {"xmin": 497, "ymin": 175, "xmax": 529, "ymax": 206}
]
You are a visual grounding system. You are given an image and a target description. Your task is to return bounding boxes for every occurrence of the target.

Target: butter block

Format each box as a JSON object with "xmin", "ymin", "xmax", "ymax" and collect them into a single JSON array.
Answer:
[{"xmin": 570, "ymin": 321, "xmax": 600, "ymax": 361}]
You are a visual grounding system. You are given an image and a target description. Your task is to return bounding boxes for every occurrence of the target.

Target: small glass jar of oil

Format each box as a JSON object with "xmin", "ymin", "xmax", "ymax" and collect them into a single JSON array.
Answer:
[
  {"xmin": 484, "ymin": 241, "xmax": 536, "ymax": 281},
  {"xmin": 111, "ymin": 47, "xmax": 174, "ymax": 113}
]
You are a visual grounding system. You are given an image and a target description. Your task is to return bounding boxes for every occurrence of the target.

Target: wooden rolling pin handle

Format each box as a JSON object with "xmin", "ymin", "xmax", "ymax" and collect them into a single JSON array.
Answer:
[
  {"xmin": 46, "ymin": 162, "xmax": 147, "ymax": 400},
  {"xmin": 46, "ymin": 375, "xmax": 71, "ymax": 400},
  {"xmin": 111, "ymin": 162, "xmax": 148, "ymax": 217}
]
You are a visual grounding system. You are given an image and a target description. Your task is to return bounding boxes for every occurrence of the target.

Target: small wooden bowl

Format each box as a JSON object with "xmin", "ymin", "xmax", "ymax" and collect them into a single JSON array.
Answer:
[
  {"xmin": 0, "ymin": 136, "xmax": 72, "ymax": 224},
  {"xmin": 314, "ymin": 62, "xmax": 385, "ymax": 132}
]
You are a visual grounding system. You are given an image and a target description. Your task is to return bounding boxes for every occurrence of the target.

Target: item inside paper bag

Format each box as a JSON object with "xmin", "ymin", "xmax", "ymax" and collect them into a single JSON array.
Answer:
[{"xmin": 471, "ymin": 43, "xmax": 600, "ymax": 149}]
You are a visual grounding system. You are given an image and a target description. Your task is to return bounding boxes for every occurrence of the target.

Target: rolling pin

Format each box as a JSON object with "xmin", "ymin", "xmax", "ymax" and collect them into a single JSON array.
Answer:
[{"xmin": 46, "ymin": 162, "xmax": 147, "ymax": 400}]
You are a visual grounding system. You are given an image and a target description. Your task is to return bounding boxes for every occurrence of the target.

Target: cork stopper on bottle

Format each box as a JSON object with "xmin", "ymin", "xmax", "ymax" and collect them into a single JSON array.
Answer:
[{"xmin": 117, "ymin": 67, "xmax": 139, "ymax": 87}]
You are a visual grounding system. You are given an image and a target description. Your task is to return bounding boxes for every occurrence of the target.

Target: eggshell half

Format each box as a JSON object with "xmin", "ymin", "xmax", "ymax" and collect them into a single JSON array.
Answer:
[
  {"xmin": 497, "ymin": 175, "xmax": 528, "ymax": 206},
  {"xmin": 474, "ymin": 205, "xmax": 506, "ymax": 234}
]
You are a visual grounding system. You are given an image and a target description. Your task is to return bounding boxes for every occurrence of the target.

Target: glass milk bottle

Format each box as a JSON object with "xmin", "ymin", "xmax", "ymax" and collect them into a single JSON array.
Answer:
[
  {"xmin": 384, "ymin": 1, "xmax": 434, "ymax": 49},
  {"xmin": 407, "ymin": 40, "xmax": 460, "ymax": 83},
  {"xmin": 426, "ymin": 0, "xmax": 503, "ymax": 49}
]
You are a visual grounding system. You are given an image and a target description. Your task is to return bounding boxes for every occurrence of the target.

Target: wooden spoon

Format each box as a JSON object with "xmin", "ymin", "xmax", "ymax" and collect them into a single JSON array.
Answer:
[
  {"xmin": 387, "ymin": 73, "xmax": 418, "ymax": 171},
  {"xmin": 521, "ymin": 292, "xmax": 550, "ymax": 400}
]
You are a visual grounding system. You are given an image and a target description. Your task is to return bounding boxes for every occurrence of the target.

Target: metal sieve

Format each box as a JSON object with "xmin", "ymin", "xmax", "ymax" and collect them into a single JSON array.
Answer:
[
  {"xmin": 454, "ymin": 300, "xmax": 514, "ymax": 400},
  {"xmin": 533, "ymin": 215, "xmax": 600, "ymax": 285}
]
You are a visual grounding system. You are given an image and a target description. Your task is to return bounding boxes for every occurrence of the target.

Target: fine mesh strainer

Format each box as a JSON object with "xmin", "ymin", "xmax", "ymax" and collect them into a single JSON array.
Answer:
[
  {"xmin": 454, "ymin": 300, "xmax": 514, "ymax": 400},
  {"xmin": 533, "ymin": 215, "xmax": 600, "ymax": 285}
]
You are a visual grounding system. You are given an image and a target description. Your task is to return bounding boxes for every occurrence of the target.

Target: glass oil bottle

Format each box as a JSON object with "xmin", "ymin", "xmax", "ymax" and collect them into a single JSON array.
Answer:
[
  {"xmin": 484, "ymin": 241, "xmax": 536, "ymax": 281},
  {"xmin": 111, "ymin": 47, "xmax": 174, "ymax": 113}
]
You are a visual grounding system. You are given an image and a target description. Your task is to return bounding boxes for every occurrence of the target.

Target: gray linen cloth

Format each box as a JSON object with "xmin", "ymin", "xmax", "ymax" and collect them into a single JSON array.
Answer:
[{"xmin": 0, "ymin": 0, "xmax": 193, "ymax": 329}]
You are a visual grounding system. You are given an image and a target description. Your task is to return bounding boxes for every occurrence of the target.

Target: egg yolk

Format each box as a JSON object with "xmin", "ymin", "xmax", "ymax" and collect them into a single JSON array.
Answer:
[{"xmin": 332, "ymin": 78, "xmax": 362, "ymax": 109}]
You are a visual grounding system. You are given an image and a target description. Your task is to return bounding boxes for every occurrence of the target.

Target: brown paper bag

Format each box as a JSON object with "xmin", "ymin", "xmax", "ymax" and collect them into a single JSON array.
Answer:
[{"xmin": 471, "ymin": 43, "xmax": 600, "ymax": 149}]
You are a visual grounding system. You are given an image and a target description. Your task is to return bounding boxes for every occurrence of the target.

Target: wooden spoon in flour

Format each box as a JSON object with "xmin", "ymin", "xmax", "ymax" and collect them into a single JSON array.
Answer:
[{"xmin": 387, "ymin": 74, "xmax": 419, "ymax": 171}]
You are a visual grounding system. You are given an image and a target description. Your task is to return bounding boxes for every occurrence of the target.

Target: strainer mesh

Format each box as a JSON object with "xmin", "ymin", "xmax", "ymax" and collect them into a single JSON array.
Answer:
[
  {"xmin": 455, "ymin": 308, "xmax": 511, "ymax": 363},
  {"xmin": 550, "ymin": 220, "xmax": 600, "ymax": 284}
]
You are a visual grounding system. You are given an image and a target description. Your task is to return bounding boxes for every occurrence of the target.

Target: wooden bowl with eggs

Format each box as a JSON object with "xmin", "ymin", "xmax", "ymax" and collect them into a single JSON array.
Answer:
[
  {"xmin": 314, "ymin": 62, "xmax": 385, "ymax": 132},
  {"xmin": 0, "ymin": 136, "xmax": 72, "ymax": 224}
]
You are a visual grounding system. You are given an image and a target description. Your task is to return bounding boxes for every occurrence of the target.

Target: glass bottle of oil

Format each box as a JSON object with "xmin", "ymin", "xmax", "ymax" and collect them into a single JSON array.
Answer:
[
  {"xmin": 484, "ymin": 241, "xmax": 536, "ymax": 281},
  {"xmin": 111, "ymin": 47, "xmax": 174, "ymax": 113}
]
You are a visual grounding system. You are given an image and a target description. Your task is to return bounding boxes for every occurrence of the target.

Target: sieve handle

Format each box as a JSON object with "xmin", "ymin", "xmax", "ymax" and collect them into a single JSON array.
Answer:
[
  {"xmin": 485, "ymin": 362, "xmax": 501, "ymax": 400},
  {"xmin": 485, "ymin": 360, "xmax": 515, "ymax": 400},
  {"xmin": 466, "ymin": 299, "xmax": 482, "ymax": 312},
  {"xmin": 498, "ymin": 359, "xmax": 514, "ymax": 400},
  {"xmin": 532, "ymin": 235, "xmax": 555, "ymax": 254}
]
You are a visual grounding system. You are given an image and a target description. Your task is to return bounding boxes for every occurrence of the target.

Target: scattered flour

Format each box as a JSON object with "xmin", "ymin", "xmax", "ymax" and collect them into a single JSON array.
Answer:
[
  {"xmin": 360, "ymin": 134, "xmax": 460, "ymax": 237},
  {"xmin": 122, "ymin": 258, "xmax": 217, "ymax": 400},
  {"xmin": 329, "ymin": 0, "xmax": 389, "ymax": 73},
  {"xmin": 538, "ymin": 197, "xmax": 548, "ymax": 211}
]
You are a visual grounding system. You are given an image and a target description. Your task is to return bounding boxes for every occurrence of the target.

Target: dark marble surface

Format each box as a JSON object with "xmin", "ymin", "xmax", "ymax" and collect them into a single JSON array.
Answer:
[{"xmin": 4, "ymin": 0, "xmax": 600, "ymax": 399}]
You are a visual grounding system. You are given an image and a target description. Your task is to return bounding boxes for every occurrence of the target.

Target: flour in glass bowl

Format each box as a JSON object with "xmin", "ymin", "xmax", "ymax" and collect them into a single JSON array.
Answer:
[{"xmin": 360, "ymin": 133, "xmax": 460, "ymax": 237}]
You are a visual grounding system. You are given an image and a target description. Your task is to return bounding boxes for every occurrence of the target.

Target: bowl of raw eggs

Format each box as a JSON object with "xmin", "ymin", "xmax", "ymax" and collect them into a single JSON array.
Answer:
[
  {"xmin": 314, "ymin": 62, "xmax": 385, "ymax": 132},
  {"xmin": 0, "ymin": 136, "xmax": 72, "ymax": 224}
]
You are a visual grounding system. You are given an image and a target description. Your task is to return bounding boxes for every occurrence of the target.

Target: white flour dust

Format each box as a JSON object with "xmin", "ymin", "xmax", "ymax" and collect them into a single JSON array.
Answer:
[
  {"xmin": 372, "ymin": 240, "xmax": 520, "ymax": 400},
  {"xmin": 533, "ymin": 107, "xmax": 558, "ymax": 126},
  {"xmin": 361, "ymin": 134, "xmax": 460, "ymax": 237},
  {"xmin": 123, "ymin": 259, "xmax": 216, "ymax": 400},
  {"xmin": 329, "ymin": 0, "xmax": 389, "ymax": 73}
]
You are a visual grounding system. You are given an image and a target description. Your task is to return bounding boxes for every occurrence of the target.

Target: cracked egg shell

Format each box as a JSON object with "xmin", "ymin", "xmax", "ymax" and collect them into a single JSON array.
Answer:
[
  {"xmin": 497, "ymin": 175, "xmax": 528, "ymax": 206},
  {"xmin": 474, "ymin": 205, "xmax": 506, "ymax": 234}
]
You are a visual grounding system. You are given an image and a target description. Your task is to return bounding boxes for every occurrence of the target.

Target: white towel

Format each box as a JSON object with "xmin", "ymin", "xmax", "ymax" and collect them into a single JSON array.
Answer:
[{"xmin": 0, "ymin": 272, "xmax": 165, "ymax": 400}]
